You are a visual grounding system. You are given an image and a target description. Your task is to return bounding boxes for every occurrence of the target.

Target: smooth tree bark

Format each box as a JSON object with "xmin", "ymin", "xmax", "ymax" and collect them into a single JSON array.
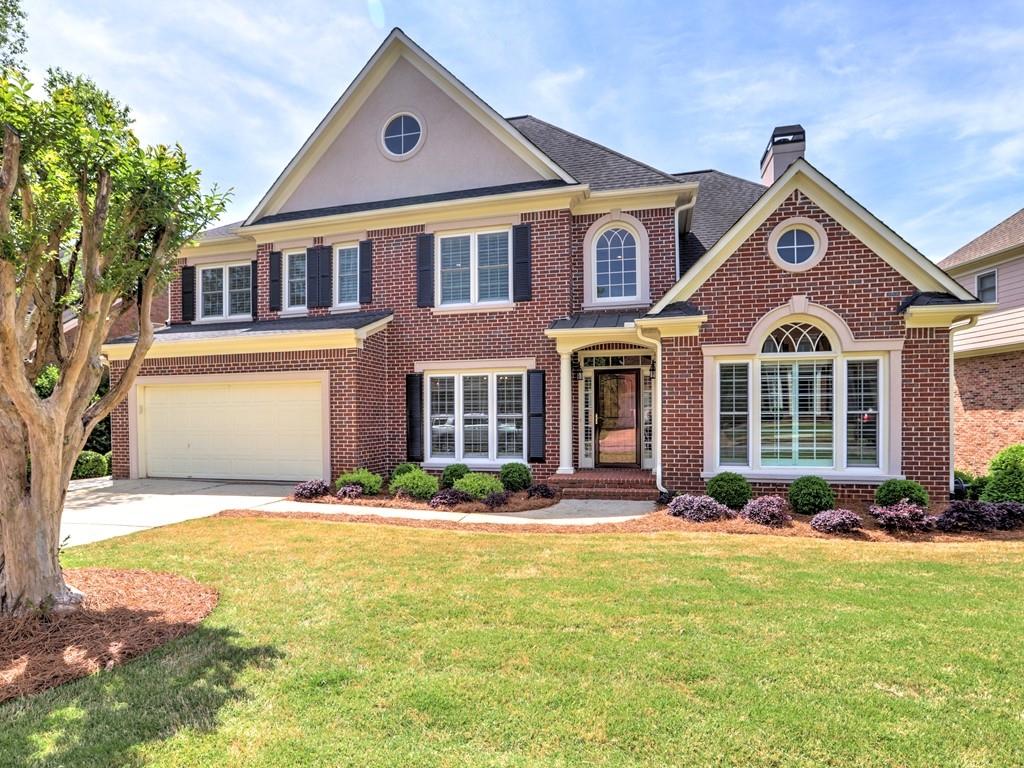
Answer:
[{"xmin": 0, "ymin": 71, "xmax": 224, "ymax": 615}]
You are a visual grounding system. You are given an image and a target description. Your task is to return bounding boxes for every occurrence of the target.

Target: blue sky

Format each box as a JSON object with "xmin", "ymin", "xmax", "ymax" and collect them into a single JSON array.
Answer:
[{"xmin": 22, "ymin": 0, "xmax": 1024, "ymax": 260}]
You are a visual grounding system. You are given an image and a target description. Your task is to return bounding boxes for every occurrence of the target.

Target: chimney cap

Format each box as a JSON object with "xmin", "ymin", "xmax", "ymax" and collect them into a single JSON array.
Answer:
[{"xmin": 760, "ymin": 123, "xmax": 806, "ymax": 168}]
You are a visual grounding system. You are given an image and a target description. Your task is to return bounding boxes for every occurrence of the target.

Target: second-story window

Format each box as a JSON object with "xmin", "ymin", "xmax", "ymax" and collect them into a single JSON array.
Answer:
[
  {"xmin": 336, "ymin": 245, "xmax": 359, "ymax": 306},
  {"xmin": 436, "ymin": 230, "xmax": 510, "ymax": 307},
  {"xmin": 977, "ymin": 270, "xmax": 997, "ymax": 303},
  {"xmin": 595, "ymin": 226, "xmax": 638, "ymax": 300},
  {"xmin": 199, "ymin": 263, "xmax": 251, "ymax": 320},
  {"xmin": 286, "ymin": 251, "xmax": 306, "ymax": 309}
]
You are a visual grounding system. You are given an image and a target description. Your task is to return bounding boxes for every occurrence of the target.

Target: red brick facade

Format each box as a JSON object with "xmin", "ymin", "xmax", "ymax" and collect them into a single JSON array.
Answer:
[{"xmin": 952, "ymin": 350, "xmax": 1024, "ymax": 475}]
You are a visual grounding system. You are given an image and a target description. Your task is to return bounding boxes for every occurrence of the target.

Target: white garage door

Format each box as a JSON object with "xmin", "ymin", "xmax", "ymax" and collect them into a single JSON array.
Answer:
[{"xmin": 140, "ymin": 379, "xmax": 324, "ymax": 481}]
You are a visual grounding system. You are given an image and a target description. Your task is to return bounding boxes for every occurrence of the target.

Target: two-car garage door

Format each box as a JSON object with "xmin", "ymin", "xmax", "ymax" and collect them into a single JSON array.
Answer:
[{"xmin": 139, "ymin": 379, "xmax": 325, "ymax": 481}]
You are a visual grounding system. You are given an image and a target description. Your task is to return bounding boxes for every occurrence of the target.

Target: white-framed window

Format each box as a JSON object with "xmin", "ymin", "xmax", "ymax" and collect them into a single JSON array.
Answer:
[
  {"xmin": 766, "ymin": 217, "xmax": 828, "ymax": 273},
  {"xmin": 976, "ymin": 270, "xmax": 997, "ymax": 303},
  {"xmin": 426, "ymin": 371, "xmax": 526, "ymax": 464},
  {"xmin": 381, "ymin": 113, "xmax": 423, "ymax": 158},
  {"xmin": 436, "ymin": 229, "xmax": 511, "ymax": 307},
  {"xmin": 199, "ymin": 262, "xmax": 252, "ymax": 320},
  {"xmin": 594, "ymin": 226, "xmax": 638, "ymax": 301},
  {"xmin": 714, "ymin": 322, "xmax": 883, "ymax": 472},
  {"xmin": 336, "ymin": 244, "xmax": 359, "ymax": 307},
  {"xmin": 285, "ymin": 250, "xmax": 307, "ymax": 310}
]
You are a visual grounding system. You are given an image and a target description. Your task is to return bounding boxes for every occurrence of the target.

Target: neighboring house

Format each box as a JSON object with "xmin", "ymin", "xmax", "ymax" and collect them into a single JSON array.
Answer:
[
  {"xmin": 64, "ymin": 291, "xmax": 170, "ymax": 346},
  {"xmin": 102, "ymin": 28, "xmax": 987, "ymax": 503},
  {"xmin": 939, "ymin": 207, "xmax": 1024, "ymax": 474}
]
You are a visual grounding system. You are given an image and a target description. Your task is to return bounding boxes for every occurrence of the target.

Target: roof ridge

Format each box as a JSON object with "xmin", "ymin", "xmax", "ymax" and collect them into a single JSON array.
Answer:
[
  {"xmin": 942, "ymin": 205, "xmax": 1024, "ymax": 265},
  {"xmin": 672, "ymin": 168, "xmax": 764, "ymax": 188},
  {"xmin": 508, "ymin": 114, "xmax": 680, "ymax": 185}
]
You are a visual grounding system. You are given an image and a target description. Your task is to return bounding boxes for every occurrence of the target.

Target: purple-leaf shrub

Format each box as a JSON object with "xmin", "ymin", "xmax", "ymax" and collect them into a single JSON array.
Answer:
[
  {"xmin": 293, "ymin": 479, "xmax": 332, "ymax": 500},
  {"xmin": 527, "ymin": 483, "xmax": 556, "ymax": 499},
  {"xmin": 336, "ymin": 484, "xmax": 363, "ymax": 500},
  {"xmin": 869, "ymin": 499, "xmax": 935, "ymax": 533},
  {"xmin": 429, "ymin": 488, "xmax": 474, "ymax": 508},
  {"xmin": 996, "ymin": 501, "xmax": 1024, "ymax": 530},
  {"xmin": 740, "ymin": 495, "xmax": 792, "ymax": 527},
  {"xmin": 667, "ymin": 494, "xmax": 731, "ymax": 522},
  {"xmin": 483, "ymin": 490, "xmax": 512, "ymax": 509},
  {"xmin": 934, "ymin": 500, "xmax": 1001, "ymax": 532},
  {"xmin": 810, "ymin": 508, "xmax": 863, "ymax": 535}
]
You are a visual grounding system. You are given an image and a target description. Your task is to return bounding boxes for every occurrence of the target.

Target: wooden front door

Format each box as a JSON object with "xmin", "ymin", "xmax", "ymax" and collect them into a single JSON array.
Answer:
[{"xmin": 595, "ymin": 370, "xmax": 640, "ymax": 467}]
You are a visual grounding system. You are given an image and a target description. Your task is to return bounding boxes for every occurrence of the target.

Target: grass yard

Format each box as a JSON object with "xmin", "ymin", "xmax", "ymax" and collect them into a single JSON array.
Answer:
[{"xmin": 2, "ymin": 516, "xmax": 1023, "ymax": 767}]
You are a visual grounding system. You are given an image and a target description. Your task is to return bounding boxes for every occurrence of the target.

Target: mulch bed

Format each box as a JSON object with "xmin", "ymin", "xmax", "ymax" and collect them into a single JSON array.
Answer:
[
  {"xmin": 0, "ymin": 568, "xmax": 217, "ymax": 704},
  {"xmin": 292, "ymin": 490, "xmax": 557, "ymax": 515},
  {"xmin": 219, "ymin": 508, "xmax": 1024, "ymax": 542}
]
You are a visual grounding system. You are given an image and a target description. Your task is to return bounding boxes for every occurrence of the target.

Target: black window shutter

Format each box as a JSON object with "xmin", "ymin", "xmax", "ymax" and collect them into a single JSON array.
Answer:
[
  {"xmin": 406, "ymin": 373, "xmax": 424, "ymax": 461},
  {"xmin": 359, "ymin": 239, "xmax": 373, "ymax": 304},
  {"xmin": 250, "ymin": 259, "xmax": 259, "ymax": 320},
  {"xmin": 180, "ymin": 265, "xmax": 195, "ymax": 322},
  {"xmin": 512, "ymin": 223, "xmax": 532, "ymax": 302},
  {"xmin": 416, "ymin": 233, "xmax": 434, "ymax": 308},
  {"xmin": 268, "ymin": 251, "xmax": 282, "ymax": 311},
  {"xmin": 305, "ymin": 247, "xmax": 319, "ymax": 308},
  {"xmin": 527, "ymin": 369, "xmax": 545, "ymax": 463},
  {"xmin": 316, "ymin": 245, "xmax": 332, "ymax": 308}
]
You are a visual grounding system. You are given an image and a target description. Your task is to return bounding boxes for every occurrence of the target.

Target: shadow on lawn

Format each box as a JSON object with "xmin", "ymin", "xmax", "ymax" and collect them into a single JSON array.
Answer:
[{"xmin": 0, "ymin": 623, "xmax": 281, "ymax": 767}]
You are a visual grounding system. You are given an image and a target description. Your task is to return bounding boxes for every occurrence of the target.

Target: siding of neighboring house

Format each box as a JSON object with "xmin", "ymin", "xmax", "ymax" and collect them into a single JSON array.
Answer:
[{"xmin": 951, "ymin": 252, "xmax": 1024, "ymax": 355}]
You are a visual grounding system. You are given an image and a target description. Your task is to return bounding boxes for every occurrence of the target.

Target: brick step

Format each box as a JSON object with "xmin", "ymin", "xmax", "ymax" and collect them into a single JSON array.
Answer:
[
  {"xmin": 548, "ymin": 474, "xmax": 655, "ymax": 488},
  {"xmin": 559, "ymin": 486, "xmax": 660, "ymax": 501}
]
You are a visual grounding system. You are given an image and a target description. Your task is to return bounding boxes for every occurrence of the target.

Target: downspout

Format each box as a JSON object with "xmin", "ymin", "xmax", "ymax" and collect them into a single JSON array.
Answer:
[
  {"xmin": 635, "ymin": 324, "xmax": 666, "ymax": 493},
  {"xmin": 674, "ymin": 193, "xmax": 698, "ymax": 281},
  {"xmin": 946, "ymin": 315, "xmax": 978, "ymax": 496}
]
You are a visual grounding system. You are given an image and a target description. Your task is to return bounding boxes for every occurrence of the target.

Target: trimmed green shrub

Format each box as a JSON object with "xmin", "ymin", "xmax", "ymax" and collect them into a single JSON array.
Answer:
[
  {"xmin": 980, "ymin": 462, "xmax": 1024, "ymax": 503},
  {"xmin": 971, "ymin": 474, "xmax": 990, "ymax": 501},
  {"xmin": 391, "ymin": 462, "xmax": 418, "ymax": 479},
  {"xmin": 499, "ymin": 462, "xmax": 532, "ymax": 492},
  {"xmin": 990, "ymin": 444, "xmax": 1024, "ymax": 474},
  {"xmin": 72, "ymin": 450, "xmax": 108, "ymax": 479},
  {"xmin": 441, "ymin": 463, "xmax": 470, "ymax": 489},
  {"xmin": 453, "ymin": 472, "xmax": 504, "ymax": 500},
  {"xmin": 874, "ymin": 479, "xmax": 929, "ymax": 508},
  {"xmin": 706, "ymin": 471, "xmax": 753, "ymax": 510},
  {"xmin": 388, "ymin": 467, "xmax": 439, "ymax": 500},
  {"xmin": 335, "ymin": 468, "xmax": 383, "ymax": 496},
  {"xmin": 104, "ymin": 451, "xmax": 113, "ymax": 474},
  {"xmin": 787, "ymin": 476, "xmax": 836, "ymax": 516}
]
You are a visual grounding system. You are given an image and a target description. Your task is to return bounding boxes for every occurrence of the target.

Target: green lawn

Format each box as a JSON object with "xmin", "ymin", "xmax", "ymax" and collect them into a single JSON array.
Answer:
[{"xmin": 3, "ymin": 517, "xmax": 1024, "ymax": 767}]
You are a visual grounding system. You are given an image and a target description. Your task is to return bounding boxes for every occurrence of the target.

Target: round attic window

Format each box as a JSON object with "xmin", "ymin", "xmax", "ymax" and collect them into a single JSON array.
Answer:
[
  {"xmin": 766, "ymin": 216, "xmax": 829, "ymax": 272},
  {"xmin": 382, "ymin": 113, "xmax": 422, "ymax": 158}
]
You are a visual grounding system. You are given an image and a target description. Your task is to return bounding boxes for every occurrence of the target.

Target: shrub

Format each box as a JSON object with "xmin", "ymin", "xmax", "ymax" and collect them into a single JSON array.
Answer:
[
  {"xmin": 874, "ymin": 479, "xmax": 929, "ymax": 508},
  {"xmin": 667, "ymin": 494, "xmax": 731, "ymax": 522},
  {"xmin": 429, "ymin": 488, "xmax": 473, "ymax": 508},
  {"xmin": 441, "ymin": 463, "xmax": 470, "ymax": 489},
  {"xmin": 980, "ymin": 462, "xmax": 1024, "ymax": 503},
  {"xmin": 483, "ymin": 491, "xmax": 512, "ymax": 509},
  {"xmin": 336, "ymin": 484, "xmax": 363, "ymax": 500},
  {"xmin": 970, "ymin": 474, "xmax": 990, "ymax": 501},
  {"xmin": 391, "ymin": 462, "xmax": 418, "ymax": 479},
  {"xmin": 104, "ymin": 451, "xmax": 113, "ymax": 474},
  {"xmin": 706, "ymin": 471, "xmax": 753, "ymax": 510},
  {"xmin": 934, "ymin": 500, "xmax": 1001, "ymax": 532},
  {"xmin": 990, "ymin": 444, "xmax": 1024, "ymax": 474},
  {"xmin": 995, "ymin": 501, "xmax": 1024, "ymax": 530},
  {"xmin": 810, "ymin": 509, "xmax": 863, "ymax": 535},
  {"xmin": 499, "ymin": 462, "xmax": 533, "ymax": 492},
  {"xmin": 293, "ymin": 479, "xmax": 332, "ymax": 500},
  {"xmin": 453, "ymin": 472, "xmax": 505, "ymax": 500},
  {"xmin": 388, "ymin": 467, "xmax": 439, "ymax": 500},
  {"xmin": 656, "ymin": 490, "xmax": 677, "ymax": 506},
  {"xmin": 72, "ymin": 451, "xmax": 108, "ymax": 479},
  {"xmin": 527, "ymin": 483, "xmax": 556, "ymax": 499},
  {"xmin": 335, "ymin": 468, "xmax": 383, "ymax": 496},
  {"xmin": 869, "ymin": 500, "xmax": 935, "ymax": 533},
  {"xmin": 787, "ymin": 476, "xmax": 835, "ymax": 516},
  {"xmin": 740, "ymin": 495, "xmax": 792, "ymax": 527}
]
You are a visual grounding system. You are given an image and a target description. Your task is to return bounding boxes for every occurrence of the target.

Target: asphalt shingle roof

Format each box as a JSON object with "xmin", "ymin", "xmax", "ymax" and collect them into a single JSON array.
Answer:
[{"xmin": 939, "ymin": 206, "xmax": 1024, "ymax": 270}]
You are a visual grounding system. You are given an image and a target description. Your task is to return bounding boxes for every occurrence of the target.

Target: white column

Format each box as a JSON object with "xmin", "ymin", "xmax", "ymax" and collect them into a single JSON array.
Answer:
[{"xmin": 557, "ymin": 350, "xmax": 575, "ymax": 474}]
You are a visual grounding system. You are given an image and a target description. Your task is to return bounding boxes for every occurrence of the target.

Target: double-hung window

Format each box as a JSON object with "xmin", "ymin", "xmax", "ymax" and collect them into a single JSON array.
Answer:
[
  {"xmin": 284, "ymin": 251, "xmax": 307, "ymax": 310},
  {"xmin": 336, "ymin": 244, "xmax": 359, "ymax": 307},
  {"xmin": 436, "ymin": 230, "xmax": 511, "ymax": 307},
  {"xmin": 426, "ymin": 372, "xmax": 525, "ymax": 463},
  {"xmin": 976, "ymin": 270, "xmax": 997, "ymax": 303},
  {"xmin": 199, "ymin": 263, "xmax": 251, "ymax": 320}
]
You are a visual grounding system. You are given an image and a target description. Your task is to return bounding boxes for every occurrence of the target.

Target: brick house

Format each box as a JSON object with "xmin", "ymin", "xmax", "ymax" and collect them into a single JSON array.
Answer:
[
  {"xmin": 103, "ymin": 28, "xmax": 988, "ymax": 503},
  {"xmin": 939, "ymin": 207, "xmax": 1024, "ymax": 474}
]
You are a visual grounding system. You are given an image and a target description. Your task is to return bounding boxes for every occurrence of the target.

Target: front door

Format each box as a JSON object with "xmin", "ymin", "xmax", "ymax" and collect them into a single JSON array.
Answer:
[{"xmin": 595, "ymin": 370, "xmax": 640, "ymax": 467}]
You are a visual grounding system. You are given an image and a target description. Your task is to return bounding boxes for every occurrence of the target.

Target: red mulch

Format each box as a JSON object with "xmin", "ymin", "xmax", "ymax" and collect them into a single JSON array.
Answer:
[
  {"xmin": 0, "ymin": 568, "xmax": 218, "ymax": 704},
  {"xmin": 219, "ymin": 507, "xmax": 1024, "ymax": 543}
]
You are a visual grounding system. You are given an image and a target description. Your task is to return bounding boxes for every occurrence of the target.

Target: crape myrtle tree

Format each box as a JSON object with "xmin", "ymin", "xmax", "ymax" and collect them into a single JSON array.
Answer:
[{"xmin": 0, "ymin": 67, "xmax": 226, "ymax": 614}]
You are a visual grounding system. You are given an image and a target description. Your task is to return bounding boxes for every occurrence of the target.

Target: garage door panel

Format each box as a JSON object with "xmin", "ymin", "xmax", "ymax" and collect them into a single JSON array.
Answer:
[{"xmin": 141, "ymin": 380, "xmax": 324, "ymax": 481}]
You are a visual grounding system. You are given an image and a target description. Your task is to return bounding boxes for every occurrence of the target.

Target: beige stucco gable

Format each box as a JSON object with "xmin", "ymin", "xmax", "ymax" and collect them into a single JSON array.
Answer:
[{"xmin": 277, "ymin": 56, "xmax": 546, "ymax": 214}]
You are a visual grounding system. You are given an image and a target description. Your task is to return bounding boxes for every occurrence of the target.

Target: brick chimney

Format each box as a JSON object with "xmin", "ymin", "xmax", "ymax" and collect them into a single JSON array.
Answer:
[{"xmin": 760, "ymin": 124, "xmax": 805, "ymax": 186}]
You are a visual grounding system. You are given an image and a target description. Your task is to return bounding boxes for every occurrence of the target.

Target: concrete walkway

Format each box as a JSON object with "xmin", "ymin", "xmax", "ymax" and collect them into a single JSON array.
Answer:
[{"xmin": 61, "ymin": 478, "xmax": 656, "ymax": 547}]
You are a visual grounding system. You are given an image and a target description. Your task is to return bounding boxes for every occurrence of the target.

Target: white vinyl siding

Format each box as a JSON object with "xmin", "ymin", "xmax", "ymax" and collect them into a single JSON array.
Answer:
[
  {"xmin": 426, "ymin": 371, "xmax": 525, "ymax": 464},
  {"xmin": 436, "ymin": 230, "xmax": 511, "ymax": 307}
]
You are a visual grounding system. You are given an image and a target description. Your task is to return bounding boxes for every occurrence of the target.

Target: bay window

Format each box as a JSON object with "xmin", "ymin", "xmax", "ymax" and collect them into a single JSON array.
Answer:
[
  {"xmin": 436, "ymin": 230, "xmax": 511, "ymax": 307},
  {"xmin": 427, "ymin": 372, "xmax": 525, "ymax": 463},
  {"xmin": 199, "ymin": 263, "xmax": 251, "ymax": 320}
]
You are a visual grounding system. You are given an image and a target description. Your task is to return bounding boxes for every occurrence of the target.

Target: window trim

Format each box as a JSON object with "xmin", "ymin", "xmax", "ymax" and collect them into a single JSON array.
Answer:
[
  {"xmin": 976, "ymin": 269, "xmax": 997, "ymax": 304},
  {"xmin": 422, "ymin": 369, "xmax": 527, "ymax": 468},
  {"xmin": 333, "ymin": 242, "xmax": 360, "ymax": 310},
  {"xmin": 196, "ymin": 261, "xmax": 253, "ymax": 323},
  {"xmin": 282, "ymin": 249, "xmax": 307, "ymax": 314},
  {"xmin": 434, "ymin": 228, "xmax": 513, "ymax": 310},
  {"xmin": 766, "ymin": 216, "xmax": 829, "ymax": 273},
  {"xmin": 582, "ymin": 212, "xmax": 651, "ymax": 309}
]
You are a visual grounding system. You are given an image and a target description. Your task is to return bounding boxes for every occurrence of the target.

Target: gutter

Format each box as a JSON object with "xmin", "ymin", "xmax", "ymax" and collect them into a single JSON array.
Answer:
[{"xmin": 673, "ymin": 191, "xmax": 699, "ymax": 281}]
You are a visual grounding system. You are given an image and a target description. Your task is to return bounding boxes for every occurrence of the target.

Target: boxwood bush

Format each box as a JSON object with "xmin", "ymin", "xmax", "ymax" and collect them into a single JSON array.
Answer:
[
  {"xmin": 391, "ymin": 462, "xmax": 418, "ymax": 479},
  {"xmin": 335, "ymin": 468, "xmax": 383, "ymax": 496},
  {"xmin": 441, "ymin": 463, "xmax": 470, "ymax": 489},
  {"xmin": 740, "ymin": 495, "xmax": 791, "ymax": 527},
  {"xmin": 72, "ymin": 450, "xmax": 108, "ymax": 479},
  {"xmin": 453, "ymin": 472, "xmax": 504, "ymax": 500},
  {"xmin": 874, "ymin": 479, "xmax": 929, "ymax": 508},
  {"xmin": 990, "ymin": 444, "xmax": 1024, "ymax": 474},
  {"xmin": 294, "ymin": 479, "xmax": 332, "ymax": 500},
  {"xmin": 706, "ymin": 471, "xmax": 752, "ymax": 510},
  {"xmin": 388, "ymin": 467, "xmax": 439, "ymax": 500},
  {"xmin": 787, "ymin": 476, "xmax": 835, "ymax": 516},
  {"xmin": 104, "ymin": 451, "xmax": 113, "ymax": 474},
  {"xmin": 667, "ymin": 494, "xmax": 731, "ymax": 522},
  {"xmin": 980, "ymin": 462, "xmax": 1024, "ymax": 503},
  {"xmin": 499, "ymin": 462, "xmax": 532, "ymax": 492},
  {"xmin": 810, "ymin": 508, "xmax": 863, "ymax": 535},
  {"xmin": 971, "ymin": 474, "xmax": 991, "ymax": 501}
]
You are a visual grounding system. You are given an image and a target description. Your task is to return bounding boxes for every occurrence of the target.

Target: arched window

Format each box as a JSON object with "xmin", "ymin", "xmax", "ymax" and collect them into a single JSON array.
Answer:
[
  {"xmin": 761, "ymin": 322, "xmax": 832, "ymax": 354},
  {"xmin": 594, "ymin": 227, "xmax": 638, "ymax": 300}
]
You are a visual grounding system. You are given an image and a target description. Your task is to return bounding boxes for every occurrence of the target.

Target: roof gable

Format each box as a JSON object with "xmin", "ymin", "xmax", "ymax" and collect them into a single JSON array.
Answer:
[
  {"xmin": 245, "ymin": 29, "xmax": 575, "ymax": 225},
  {"xmin": 651, "ymin": 158, "xmax": 974, "ymax": 313},
  {"xmin": 940, "ymin": 205, "xmax": 1024, "ymax": 271}
]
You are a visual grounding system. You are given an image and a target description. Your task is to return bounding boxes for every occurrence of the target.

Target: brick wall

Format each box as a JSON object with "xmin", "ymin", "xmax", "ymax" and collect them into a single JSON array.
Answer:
[{"xmin": 953, "ymin": 350, "xmax": 1024, "ymax": 474}]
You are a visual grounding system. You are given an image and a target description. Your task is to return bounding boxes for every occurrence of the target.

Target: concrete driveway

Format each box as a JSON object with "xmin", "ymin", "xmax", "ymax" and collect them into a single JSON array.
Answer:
[{"xmin": 61, "ymin": 478, "xmax": 292, "ymax": 547}]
